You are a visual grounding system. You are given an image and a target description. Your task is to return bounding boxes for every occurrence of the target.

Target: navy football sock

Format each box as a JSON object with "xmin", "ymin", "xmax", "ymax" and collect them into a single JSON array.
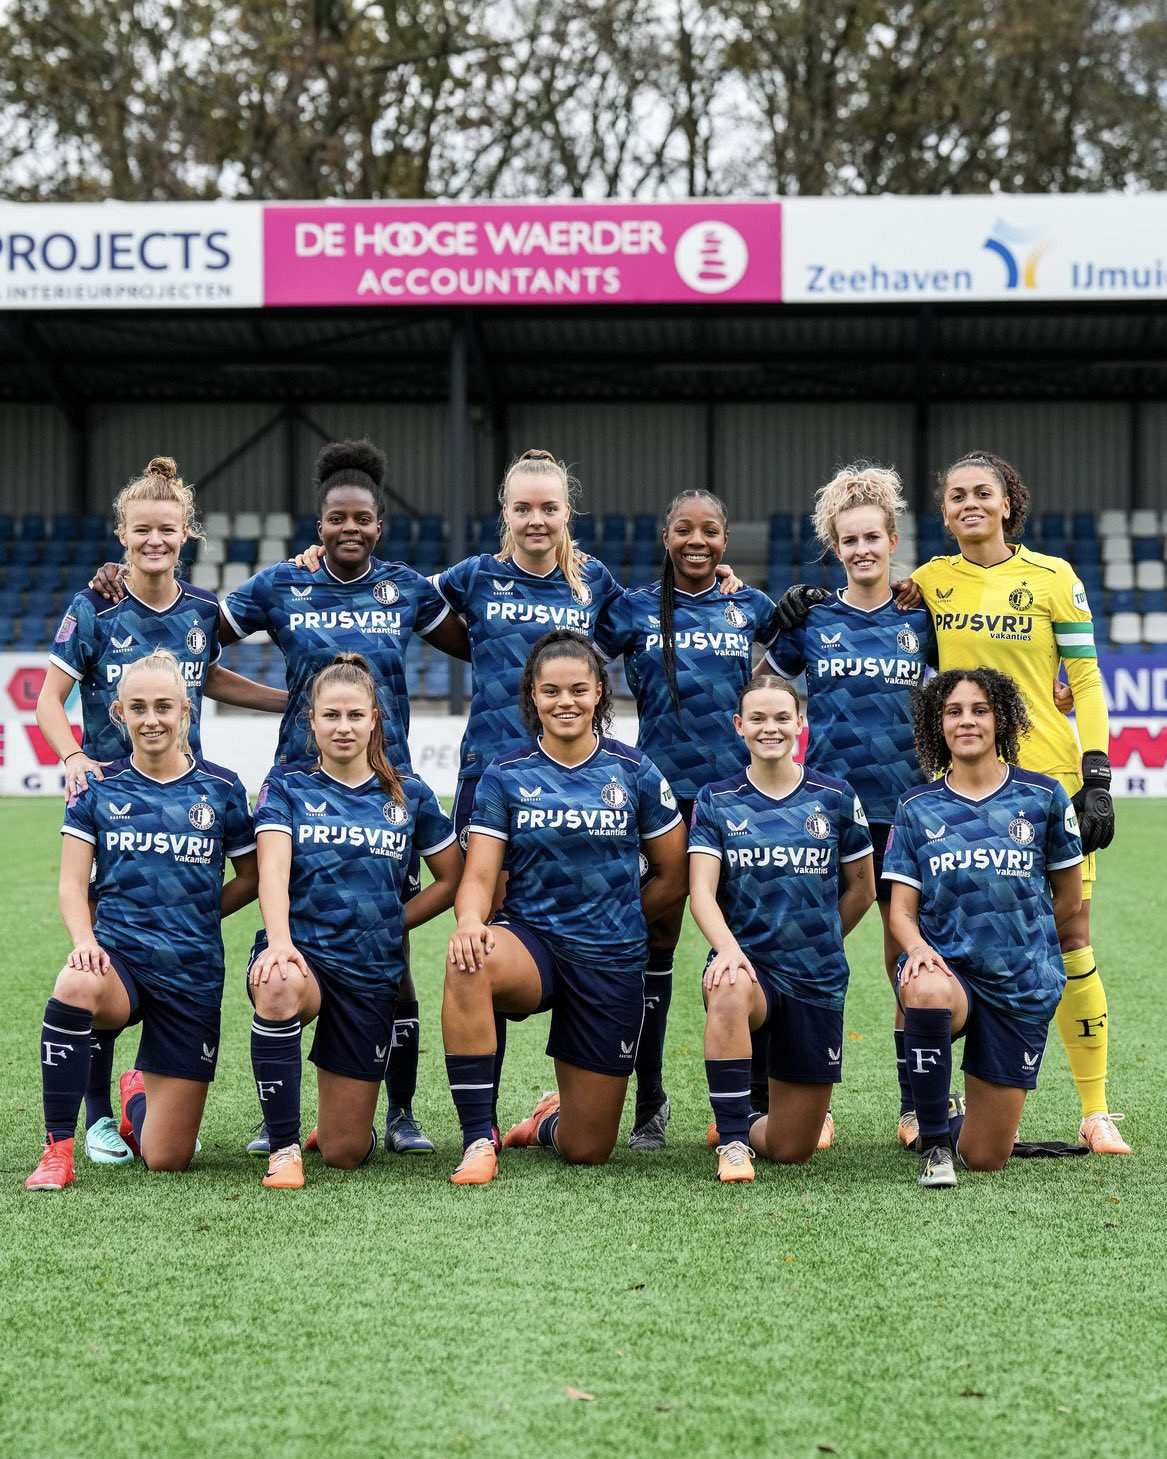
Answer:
[
  {"xmin": 706, "ymin": 1057, "xmax": 752, "ymax": 1147},
  {"xmin": 635, "ymin": 950, "xmax": 673, "ymax": 1123},
  {"xmin": 903, "ymin": 1007, "xmax": 953, "ymax": 1146},
  {"xmin": 84, "ymin": 1029, "xmax": 117, "ymax": 1126},
  {"xmin": 250, "ymin": 1014, "xmax": 302, "ymax": 1150},
  {"xmin": 894, "ymin": 1027, "xmax": 913, "ymax": 1116},
  {"xmin": 536, "ymin": 1111, "xmax": 560, "ymax": 1151},
  {"xmin": 749, "ymin": 1025, "xmax": 770, "ymax": 1114},
  {"xmin": 446, "ymin": 1054, "xmax": 495, "ymax": 1147},
  {"xmin": 385, "ymin": 998, "xmax": 420, "ymax": 1111},
  {"xmin": 127, "ymin": 1088, "xmax": 147, "ymax": 1147},
  {"xmin": 490, "ymin": 1014, "xmax": 507, "ymax": 1129},
  {"xmin": 41, "ymin": 999, "xmax": 93, "ymax": 1141}
]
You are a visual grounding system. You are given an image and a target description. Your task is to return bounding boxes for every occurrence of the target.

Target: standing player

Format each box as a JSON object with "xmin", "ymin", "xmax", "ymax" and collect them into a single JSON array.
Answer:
[
  {"xmin": 221, "ymin": 439, "xmax": 471, "ymax": 1155},
  {"xmin": 37, "ymin": 455, "xmax": 278, "ymax": 1166},
  {"xmin": 765, "ymin": 465, "xmax": 932, "ymax": 1149},
  {"xmin": 442, "ymin": 631, "xmax": 687, "ymax": 1186},
  {"xmin": 25, "ymin": 649, "xmax": 257, "ymax": 1190},
  {"xmin": 884, "ymin": 669, "xmax": 1083, "ymax": 1187},
  {"xmin": 898, "ymin": 451, "xmax": 1124, "ymax": 1153},
  {"xmin": 248, "ymin": 653, "xmax": 462, "ymax": 1189},
  {"xmin": 594, "ymin": 488, "xmax": 781, "ymax": 1148},
  {"xmin": 689, "ymin": 676, "xmax": 874, "ymax": 1184}
]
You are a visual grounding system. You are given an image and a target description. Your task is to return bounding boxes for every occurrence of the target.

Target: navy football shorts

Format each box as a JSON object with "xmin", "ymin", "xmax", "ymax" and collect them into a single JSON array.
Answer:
[
  {"xmin": 109, "ymin": 950, "xmax": 222, "ymax": 1083},
  {"xmin": 757, "ymin": 974, "xmax": 844, "ymax": 1085},
  {"xmin": 895, "ymin": 966, "xmax": 1052, "ymax": 1090},
  {"xmin": 492, "ymin": 916, "xmax": 644, "ymax": 1079},
  {"xmin": 868, "ymin": 821, "xmax": 893, "ymax": 904}
]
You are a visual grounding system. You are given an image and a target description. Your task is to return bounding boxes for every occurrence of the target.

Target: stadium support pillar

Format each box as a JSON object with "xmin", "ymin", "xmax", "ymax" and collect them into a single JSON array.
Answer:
[
  {"xmin": 912, "ymin": 306, "xmax": 934, "ymax": 516},
  {"xmin": 704, "ymin": 400, "xmax": 716, "ymax": 497},
  {"xmin": 447, "ymin": 315, "xmax": 472, "ymax": 715},
  {"xmin": 1129, "ymin": 397, "xmax": 1142, "ymax": 508}
]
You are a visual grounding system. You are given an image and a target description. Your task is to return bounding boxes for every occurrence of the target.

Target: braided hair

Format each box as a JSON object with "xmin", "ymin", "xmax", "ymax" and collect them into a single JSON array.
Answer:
[
  {"xmin": 910, "ymin": 667, "xmax": 1032, "ymax": 775},
  {"xmin": 937, "ymin": 450, "xmax": 1031, "ymax": 541},
  {"xmin": 659, "ymin": 490, "xmax": 729, "ymax": 712}
]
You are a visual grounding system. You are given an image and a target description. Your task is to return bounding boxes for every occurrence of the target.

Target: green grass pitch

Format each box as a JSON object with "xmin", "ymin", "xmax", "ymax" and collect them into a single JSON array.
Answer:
[{"xmin": 1, "ymin": 796, "xmax": 1164, "ymax": 1459}]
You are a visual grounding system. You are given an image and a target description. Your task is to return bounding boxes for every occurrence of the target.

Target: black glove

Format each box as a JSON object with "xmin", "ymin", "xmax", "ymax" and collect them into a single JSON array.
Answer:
[
  {"xmin": 774, "ymin": 583, "xmax": 833, "ymax": 632},
  {"xmin": 1072, "ymin": 751, "xmax": 1115, "ymax": 855}
]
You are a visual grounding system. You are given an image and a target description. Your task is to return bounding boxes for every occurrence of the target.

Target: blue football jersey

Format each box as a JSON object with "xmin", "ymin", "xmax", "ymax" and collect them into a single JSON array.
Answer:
[
  {"xmin": 223, "ymin": 557, "xmax": 449, "ymax": 767},
  {"xmin": 50, "ymin": 583, "xmax": 222, "ymax": 761},
  {"xmin": 470, "ymin": 736, "xmax": 681, "ymax": 972},
  {"xmin": 436, "ymin": 554, "xmax": 623, "ymax": 782},
  {"xmin": 766, "ymin": 593, "xmax": 933, "ymax": 822},
  {"xmin": 596, "ymin": 582, "xmax": 780, "ymax": 800},
  {"xmin": 254, "ymin": 764, "xmax": 455, "ymax": 994},
  {"xmin": 883, "ymin": 768, "xmax": 1082, "ymax": 1022},
  {"xmin": 688, "ymin": 769, "xmax": 873, "ymax": 1009},
  {"xmin": 62, "ymin": 756, "xmax": 255, "ymax": 1005}
]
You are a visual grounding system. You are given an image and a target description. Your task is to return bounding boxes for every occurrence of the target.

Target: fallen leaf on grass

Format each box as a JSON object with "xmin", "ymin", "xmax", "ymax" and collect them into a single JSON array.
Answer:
[
  {"xmin": 847, "ymin": 1031, "xmax": 862, "ymax": 1041},
  {"xmin": 1109, "ymin": 1196, "xmax": 1120, "ymax": 1205},
  {"xmin": 654, "ymin": 1405, "xmax": 673, "ymax": 1412},
  {"xmin": 1057, "ymin": 1406, "xmax": 1072, "ymax": 1414},
  {"xmin": 817, "ymin": 1446, "xmax": 837, "ymax": 1453},
  {"xmin": 565, "ymin": 1387, "xmax": 595, "ymax": 1402},
  {"xmin": 194, "ymin": 1224, "xmax": 210, "ymax": 1232},
  {"xmin": 628, "ymin": 1282, "xmax": 645, "ymax": 1290},
  {"xmin": 958, "ymin": 1390, "xmax": 985, "ymax": 1398}
]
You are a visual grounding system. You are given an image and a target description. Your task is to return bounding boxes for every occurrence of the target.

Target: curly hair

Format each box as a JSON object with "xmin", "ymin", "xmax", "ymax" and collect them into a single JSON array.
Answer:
[
  {"xmin": 813, "ymin": 462, "xmax": 907, "ymax": 550},
  {"xmin": 910, "ymin": 667, "xmax": 1033, "ymax": 775},
  {"xmin": 519, "ymin": 629, "xmax": 614, "ymax": 738},
  {"xmin": 936, "ymin": 450, "xmax": 1031, "ymax": 541},
  {"xmin": 315, "ymin": 438, "xmax": 388, "ymax": 518}
]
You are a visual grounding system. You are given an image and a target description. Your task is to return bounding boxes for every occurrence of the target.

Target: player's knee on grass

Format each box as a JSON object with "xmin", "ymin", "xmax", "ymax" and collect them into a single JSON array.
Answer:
[
  {"xmin": 756, "ymin": 1124, "xmax": 817, "ymax": 1166},
  {"xmin": 553, "ymin": 1127, "xmax": 617, "ymax": 1166},
  {"xmin": 956, "ymin": 1130, "xmax": 1013, "ymax": 1172},
  {"xmin": 140, "ymin": 1133, "xmax": 197, "ymax": 1173},
  {"xmin": 319, "ymin": 1130, "xmax": 372, "ymax": 1170}
]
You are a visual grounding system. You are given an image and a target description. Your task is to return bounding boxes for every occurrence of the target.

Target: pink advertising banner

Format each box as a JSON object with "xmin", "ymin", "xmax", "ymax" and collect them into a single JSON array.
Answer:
[{"xmin": 263, "ymin": 201, "xmax": 782, "ymax": 307}]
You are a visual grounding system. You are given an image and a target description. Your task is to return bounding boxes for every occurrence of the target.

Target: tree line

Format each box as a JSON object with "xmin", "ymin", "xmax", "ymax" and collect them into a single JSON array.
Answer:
[{"xmin": 3, "ymin": 1, "xmax": 1165, "ymax": 201}]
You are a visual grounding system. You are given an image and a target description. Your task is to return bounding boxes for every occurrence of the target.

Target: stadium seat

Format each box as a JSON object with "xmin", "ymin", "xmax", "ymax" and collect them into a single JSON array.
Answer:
[
  {"xmin": 1130, "ymin": 509, "xmax": 1160, "ymax": 538},
  {"xmin": 258, "ymin": 536, "xmax": 288, "ymax": 565},
  {"xmin": 11, "ymin": 541, "xmax": 40, "ymax": 565},
  {"xmin": 30, "ymin": 564, "xmax": 61, "ymax": 591},
  {"xmin": 1071, "ymin": 539, "xmax": 1101, "ymax": 566},
  {"xmin": 1108, "ymin": 589, "xmax": 1137, "ymax": 615},
  {"xmin": 1133, "ymin": 536, "xmax": 1162, "ymax": 562},
  {"xmin": 1041, "ymin": 535, "xmax": 1069, "ymax": 560},
  {"xmin": 295, "ymin": 513, "xmax": 317, "ymax": 539},
  {"xmin": 19, "ymin": 515, "xmax": 46, "ymax": 540},
  {"xmin": 1139, "ymin": 590, "xmax": 1167, "ymax": 614},
  {"xmin": 629, "ymin": 540, "xmax": 658, "ymax": 568},
  {"xmin": 220, "ymin": 562, "xmax": 252, "ymax": 593},
  {"xmin": 79, "ymin": 513, "xmax": 107, "ymax": 539},
  {"xmin": 1103, "ymin": 563, "xmax": 1135, "ymax": 592},
  {"xmin": 767, "ymin": 567, "xmax": 792, "ymax": 599},
  {"xmin": 1101, "ymin": 537, "xmax": 1131, "ymax": 563},
  {"xmin": 262, "ymin": 511, "xmax": 294, "ymax": 539},
  {"xmin": 41, "ymin": 539, "xmax": 72, "ymax": 564},
  {"xmin": 204, "ymin": 511, "xmax": 232, "ymax": 539},
  {"xmin": 1136, "ymin": 560, "xmax": 1167, "ymax": 591},
  {"xmin": 769, "ymin": 511, "xmax": 794, "ymax": 541},
  {"xmin": 413, "ymin": 543, "xmax": 441, "ymax": 575},
  {"xmin": 0, "ymin": 614, "xmax": 16, "ymax": 645},
  {"xmin": 627, "ymin": 562, "xmax": 655, "ymax": 588},
  {"xmin": 0, "ymin": 589, "xmax": 21, "ymax": 616},
  {"xmin": 386, "ymin": 514, "xmax": 412, "ymax": 546},
  {"xmin": 25, "ymin": 590, "xmax": 56, "ymax": 619},
  {"xmin": 1098, "ymin": 509, "xmax": 1131, "ymax": 536},
  {"xmin": 191, "ymin": 564, "xmax": 220, "ymax": 593},
  {"xmin": 632, "ymin": 513, "xmax": 657, "ymax": 543},
  {"xmin": 226, "ymin": 538, "xmax": 257, "ymax": 564},
  {"xmin": 1109, "ymin": 612, "xmax": 1143, "ymax": 646},
  {"xmin": 1071, "ymin": 511, "xmax": 1098, "ymax": 541},
  {"xmin": 1144, "ymin": 612, "xmax": 1167, "ymax": 646},
  {"xmin": 1039, "ymin": 511, "xmax": 1064, "ymax": 539},
  {"xmin": 234, "ymin": 511, "xmax": 263, "ymax": 539},
  {"xmin": 417, "ymin": 514, "xmax": 443, "ymax": 543},
  {"xmin": 0, "ymin": 515, "xmax": 14, "ymax": 539},
  {"xmin": 5, "ymin": 564, "xmax": 32, "ymax": 593}
]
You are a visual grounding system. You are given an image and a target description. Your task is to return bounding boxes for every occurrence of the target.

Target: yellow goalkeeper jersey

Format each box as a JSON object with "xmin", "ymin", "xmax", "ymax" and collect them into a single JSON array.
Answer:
[{"xmin": 912, "ymin": 546, "xmax": 1109, "ymax": 783}]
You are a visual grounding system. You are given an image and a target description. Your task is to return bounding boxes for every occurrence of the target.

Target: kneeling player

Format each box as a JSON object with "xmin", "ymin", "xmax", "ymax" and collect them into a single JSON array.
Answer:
[
  {"xmin": 26, "ymin": 649, "xmax": 257, "ymax": 1190},
  {"xmin": 248, "ymin": 654, "xmax": 462, "ymax": 1189},
  {"xmin": 884, "ymin": 668, "xmax": 1083, "ymax": 1188},
  {"xmin": 689, "ymin": 675, "xmax": 874, "ymax": 1183},
  {"xmin": 442, "ymin": 630, "xmax": 687, "ymax": 1185}
]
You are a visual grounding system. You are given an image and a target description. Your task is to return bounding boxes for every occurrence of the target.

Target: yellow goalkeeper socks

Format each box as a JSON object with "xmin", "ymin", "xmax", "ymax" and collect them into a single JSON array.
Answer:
[{"xmin": 1054, "ymin": 946, "xmax": 1109, "ymax": 1119}]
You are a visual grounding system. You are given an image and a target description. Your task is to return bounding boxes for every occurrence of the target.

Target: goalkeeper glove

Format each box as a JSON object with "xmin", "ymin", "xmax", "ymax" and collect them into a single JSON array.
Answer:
[
  {"xmin": 774, "ymin": 583, "xmax": 833, "ymax": 632},
  {"xmin": 1072, "ymin": 751, "xmax": 1115, "ymax": 855}
]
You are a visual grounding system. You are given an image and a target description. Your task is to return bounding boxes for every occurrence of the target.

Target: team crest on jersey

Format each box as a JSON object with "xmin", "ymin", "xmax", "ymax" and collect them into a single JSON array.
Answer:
[
  {"xmin": 186, "ymin": 624, "xmax": 207, "ymax": 655},
  {"xmin": 935, "ymin": 587, "xmax": 954, "ymax": 601},
  {"xmin": 1008, "ymin": 584, "xmax": 1034, "ymax": 612},
  {"xmin": 458, "ymin": 825, "xmax": 471, "ymax": 851},
  {"xmin": 188, "ymin": 798, "xmax": 216, "ymax": 831},
  {"xmin": 601, "ymin": 780, "xmax": 628, "ymax": 809},
  {"xmin": 519, "ymin": 785, "xmax": 542, "ymax": 801},
  {"xmin": 111, "ymin": 634, "xmax": 135, "ymax": 652},
  {"xmin": 1008, "ymin": 813, "xmax": 1036, "ymax": 846},
  {"xmin": 724, "ymin": 602, "xmax": 747, "ymax": 629},
  {"xmin": 492, "ymin": 578, "xmax": 515, "ymax": 595},
  {"xmin": 573, "ymin": 582, "xmax": 593, "ymax": 606},
  {"xmin": 108, "ymin": 801, "xmax": 132, "ymax": 819},
  {"xmin": 638, "ymin": 852, "xmax": 649, "ymax": 877},
  {"xmin": 805, "ymin": 807, "xmax": 831, "ymax": 840},
  {"xmin": 819, "ymin": 631, "xmax": 842, "ymax": 647},
  {"xmin": 897, "ymin": 626, "xmax": 921, "ymax": 654},
  {"xmin": 373, "ymin": 580, "xmax": 400, "ymax": 606},
  {"xmin": 290, "ymin": 585, "xmax": 312, "ymax": 599},
  {"xmin": 383, "ymin": 800, "xmax": 409, "ymax": 825}
]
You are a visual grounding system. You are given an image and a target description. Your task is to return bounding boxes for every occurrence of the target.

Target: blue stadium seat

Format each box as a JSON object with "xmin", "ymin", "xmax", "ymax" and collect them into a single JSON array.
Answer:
[
  {"xmin": 627, "ymin": 562, "xmax": 655, "ymax": 588},
  {"xmin": 417, "ymin": 514, "xmax": 443, "ymax": 543},
  {"xmin": 767, "ymin": 567, "xmax": 792, "ymax": 599},
  {"xmin": 61, "ymin": 564, "xmax": 92, "ymax": 595},
  {"xmin": 1041, "ymin": 535, "xmax": 1069, "ymax": 561},
  {"xmin": 79, "ymin": 513, "xmax": 107, "ymax": 540},
  {"xmin": 826, "ymin": 560, "xmax": 847, "ymax": 590},
  {"xmin": 1071, "ymin": 540, "xmax": 1101, "ymax": 566},
  {"xmin": 769, "ymin": 512, "xmax": 793, "ymax": 541},
  {"xmin": 0, "ymin": 515, "xmax": 14, "ymax": 540},
  {"xmin": 5, "ymin": 564, "xmax": 32, "ymax": 593},
  {"xmin": 52, "ymin": 513, "xmax": 81, "ymax": 537},
  {"xmin": 629, "ymin": 540, "xmax": 658, "ymax": 568},
  {"xmin": 632, "ymin": 513, "xmax": 657, "ymax": 543},
  {"xmin": 474, "ymin": 512, "xmax": 500, "ymax": 553},
  {"xmin": 0, "ymin": 589, "xmax": 22, "ymax": 615},
  {"xmin": 1109, "ymin": 589, "xmax": 1137, "ymax": 615},
  {"xmin": 227, "ymin": 538, "xmax": 257, "ymax": 564},
  {"xmin": 11, "ymin": 541, "xmax": 40, "ymax": 565},
  {"xmin": 1071, "ymin": 511, "xmax": 1097, "ymax": 541},
  {"xmin": 19, "ymin": 514, "xmax": 46, "ymax": 540},
  {"xmin": 600, "ymin": 513, "xmax": 627, "ymax": 544},
  {"xmin": 295, "ymin": 513, "xmax": 317, "ymax": 539},
  {"xmin": 41, "ymin": 539, "xmax": 72, "ymax": 565},
  {"xmin": 1138, "ymin": 589, "xmax": 1167, "ymax": 614},
  {"xmin": 1039, "ymin": 511, "xmax": 1064, "ymax": 540},
  {"xmin": 413, "ymin": 542, "xmax": 441, "ymax": 575},
  {"xmin": 798, "ymin": 515, "xmax": 818, "ymax": 546},
  {"xmin": 30, "ymin": 564, "xmax": 61, "ymax": 591},
  {"xmin": 1133, "ymin": 537, "xmax": 1162, "ymax": 562}
]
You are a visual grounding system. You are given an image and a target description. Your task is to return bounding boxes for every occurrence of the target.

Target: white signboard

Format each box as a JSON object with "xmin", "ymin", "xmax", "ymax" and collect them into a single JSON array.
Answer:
[
  {"xmin": 0, "ymin": 202, "xmax": 264, "ymax": 309},
  {"xmin": 782, "ymin": 195, "xmax": 1167, "ymax": 304}
]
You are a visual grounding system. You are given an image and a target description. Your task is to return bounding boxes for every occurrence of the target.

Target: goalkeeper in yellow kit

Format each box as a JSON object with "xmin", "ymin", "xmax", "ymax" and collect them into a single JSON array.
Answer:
[{"xmin": 905, "ymin": 449, "xmax": 1126, "ymax": 1153}]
